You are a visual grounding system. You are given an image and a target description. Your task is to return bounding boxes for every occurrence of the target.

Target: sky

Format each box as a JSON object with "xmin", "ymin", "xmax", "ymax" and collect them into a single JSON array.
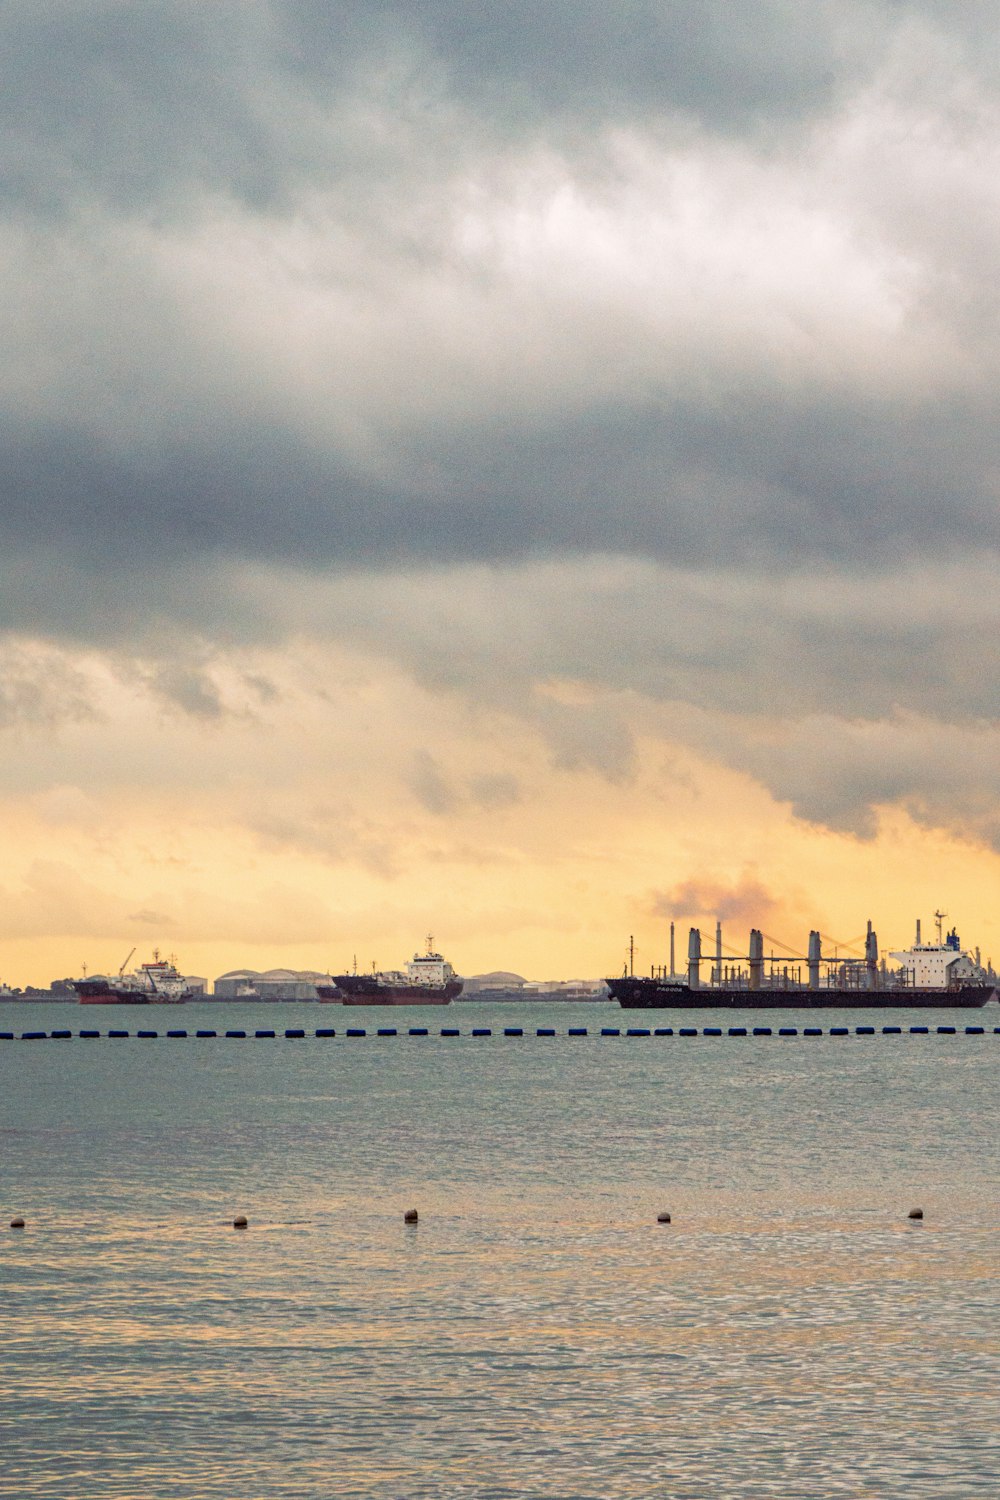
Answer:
[{"xmin": 2, "ymin": 0, "xmax": 1000, "ymax": 986}]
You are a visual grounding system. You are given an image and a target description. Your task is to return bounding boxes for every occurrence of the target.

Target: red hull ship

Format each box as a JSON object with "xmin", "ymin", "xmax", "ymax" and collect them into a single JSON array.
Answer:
[
  {"xmin": 73, "ymin": 950, "xmax": 195, "ymax": 1005},
  {"xmin": 333, "ymin": 940, "xmax": 462, "ymax": 1006}
]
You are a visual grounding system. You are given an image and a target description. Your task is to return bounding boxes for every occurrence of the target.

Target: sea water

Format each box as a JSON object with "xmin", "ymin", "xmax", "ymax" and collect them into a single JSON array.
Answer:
[{"xmin": 1, "ymin": 1001, "xmax": 997, "ymax": 1498}]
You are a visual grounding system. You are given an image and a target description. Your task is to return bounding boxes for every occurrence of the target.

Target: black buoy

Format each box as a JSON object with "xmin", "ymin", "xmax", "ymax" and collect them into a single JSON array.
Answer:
[
  {"xmin": 908, "ymin": 1207, "xmax": 924, "ymax": 1220},
  {"xmin": 656, "ymin": 1211, "xmax": 672, "ymax": 1224},
  {"xmin": 403, "ymin": 1208, "xmax": 419, "ymax": 1224},
  {"xmin": 10, "ymin": 1216, "xmax": 25, "ymax": 1229},
  {"xmin": 233, "ymin": 1215, "xmax": 248, "ymax": 1229}
]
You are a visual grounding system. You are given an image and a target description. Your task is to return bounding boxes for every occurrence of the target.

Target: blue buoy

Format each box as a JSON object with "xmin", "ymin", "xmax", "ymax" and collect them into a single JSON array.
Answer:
[
  {"xmin": 345, "ymin": 1028, "xmax": 366, "ymax": 1038},
  {"xmin": 50, "ymin": 1029, "xmax": 72, "ymax": 1039},
  {"xmin": 568, "ymin": 1027, "xmax": 587, "ymax": 1036},
  {"xmin": 108, "ymin": 1030, "xmax": 129, "ymax": 1038},
  {"xmin": 703, "ymin": 1027, "xmax": 722, "ymax": 1036},
  {"xmin": 504, "ymin": 1027, "xmax": 523, "ymax": 1037},
  {"xmin": 882, "ymin": 1026, "xmax": 902, "ymax": 1034},
  {"xmin": 627, "ymin": 1028, "xmax": 651, "ymax": 1037},
  {"xmin": 0, "ymin": 1032, "xmax": 14, "ymax": 1041},
  {"xmin": 778, "ymin": 1027, "xmax": 797, "ymax": 1036},
  {"xmin": 225, "ymin": 1030, "xmax": 246, "ymax": 1039},
  {"xmin": 377, "ymin": 1027, "xmax": 398, "ymax": 1037},
  {"xmin": 472, "ymin": 1028, "xmax": 492, "ymax": 1036},
  {"xmin": 910, "ymin": 1025, "xmax": 929, "ymax": 1034},
  {"xmin": 856, "ymin": 1026, "xmax": 875, "ymax": 1035},
  {"xmin": 79, "ymin": 1029, "xmax": 101, "ymax": 1038},
  {"xmin": 315, "ymin": 1028, "xmax": 336, "ymax": 1037},
  {"xmin": 195, "ymin": 1029, "xmax": 217, "ymax": 1038},
  {"xmin": 20, "ymin": 1031, "xmax": 46, "ymax": 1040},
  {"xmin": 829, "ymin": 1027, "xmax": 848, "ymax": 1036},
  {"xmin": 600, "ymin": 1027, "xmax": 620, "ymax": 1037},
  {"xmin": 536, "ymin": 1027, "xmax": 556, "ymax": 1036},
  {"xmin": 965, "ymin": 1026, "xmax": 984, "ymax": 1034},
  {"xmin": 937, "ymin": 1025, "xmax": 956, "ymax": 1034},
  {"xmin": 654, "ymin": 1027, "xmax": 674, "ymax": 1036},
  {"xmin": 409, "ymin": 1027, "xmax": 428, "ymax": 1036},
  {"xmin": 255, "ymin": 1029, "xmax": 276, "ymax": 1038},
  {"xmin": 678, "ymin": 1027, "xmax": 697, "ymax": 1036},
  {"xmin": 137, "ymin": 1030, "xmax": 158, "ymax": 1039},
  {"xmin": 753, "ymin": 1027, "xmax": 772, "ymax": 1036},
  {"xmin": 728, "ymin": 1027, "xmax": 747, "ymax": 1036},
  {"xmin": 285, "ymin": 1028, "xmax": 306, "ymax": 1038},
  {"xmin": 441, "ymin": 1027, "xmax": 460, "ymax": 1037},
  {"xmin": 803, "ymin": 1027, "xmax": 822, "ymax": 1036}
]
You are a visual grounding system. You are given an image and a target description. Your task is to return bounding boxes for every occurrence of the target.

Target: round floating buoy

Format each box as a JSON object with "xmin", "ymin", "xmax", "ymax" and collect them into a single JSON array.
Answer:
[
  {"xmin": 908, "ymin": 1207, "xmax": 923, "ymax": 1220},
  {"xmin": 233, "ymin": 1215, "xmax": 248, "ymax": 1229},
  {"xmin": 656, "ymin": 1211, "xmax": 672, "ymax": 1224},
  {"xmin": 10, "ymin": 1216, "xmax": 25, "ymax": 1229},
  {"xmin": 403, "ymin": 1208, "xmax": 418, "ymax": 1224}
]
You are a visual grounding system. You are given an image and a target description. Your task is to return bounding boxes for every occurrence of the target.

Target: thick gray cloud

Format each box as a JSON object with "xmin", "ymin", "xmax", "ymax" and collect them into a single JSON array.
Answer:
[
  {"xmin": 4, "ymin": 2, "xmax": 1000, "ymax": 849},
  {"xmin": 0, "ymin": 0, "xmax": 898, "ymax": 219},
  {"xmin": 3, "ymin": 0, "xmax": 1000, "ymax": 582}
]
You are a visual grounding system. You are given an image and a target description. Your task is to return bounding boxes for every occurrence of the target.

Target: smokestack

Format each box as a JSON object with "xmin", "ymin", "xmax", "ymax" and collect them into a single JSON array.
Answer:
[
  {"xmin": 687, "ymin": 927, "xmax": 702, "ymax": 989},
  {"xmin": 865, "ymin": 920, "xmax": 878, "ymax": 990},
  {"xmin": 808, "ymin": 930, "xmax": 821, "ymax": 990},
  {"xmin": 749, "ymin": 929, "xmax": 764, "ymax": 991},
  {"xmin": 669, "ymin": 921, "xmax": 675, "ymax": 978},
  {"xmin": 715, "ymin": 920, "xmax": 722, "ymax": 988},
  {"xmin": 916, "ymin": 918, "xmax": 921, "ymax": 945}
]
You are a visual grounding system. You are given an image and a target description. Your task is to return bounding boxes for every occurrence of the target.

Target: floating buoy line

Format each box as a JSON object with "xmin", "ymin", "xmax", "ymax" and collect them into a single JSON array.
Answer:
[{"xmin": 1, "ymin": 1024, "xmax": 996, "ymax": 1042}]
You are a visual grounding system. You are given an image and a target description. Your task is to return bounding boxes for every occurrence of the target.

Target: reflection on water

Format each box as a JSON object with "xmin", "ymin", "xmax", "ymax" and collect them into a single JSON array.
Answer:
[{"xmin": 1, "ymin": 1002, "xmax": 998, "ymax": 1497}]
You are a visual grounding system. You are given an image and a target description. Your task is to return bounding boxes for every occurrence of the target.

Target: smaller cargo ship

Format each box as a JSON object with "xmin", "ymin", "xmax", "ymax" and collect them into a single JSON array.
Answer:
[
  {"xmin": 333, "ymin": 939, "xmax": 463, "ymax": 1006},
  {"xmin": 74, "ymin": 950, "xmax": 196, "ymax": 1005}
]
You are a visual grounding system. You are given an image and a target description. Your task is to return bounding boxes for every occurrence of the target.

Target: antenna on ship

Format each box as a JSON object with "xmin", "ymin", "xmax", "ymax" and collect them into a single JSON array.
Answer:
[{"xmin": 934, "ymin": 909, "xmax": 946, "ymax": 945}]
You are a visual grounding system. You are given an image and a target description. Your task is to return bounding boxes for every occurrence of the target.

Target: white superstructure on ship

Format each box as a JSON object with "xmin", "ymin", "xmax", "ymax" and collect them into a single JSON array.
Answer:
[{"xmin": 888, "ymin": 914, "xmax": 989, "ymax": 990}]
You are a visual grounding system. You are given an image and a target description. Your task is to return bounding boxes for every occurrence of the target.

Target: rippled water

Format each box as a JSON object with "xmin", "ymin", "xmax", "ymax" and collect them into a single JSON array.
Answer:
[{"xmin": 2, "ymin": 1001, "xmax": 997, "ymax": 1498}]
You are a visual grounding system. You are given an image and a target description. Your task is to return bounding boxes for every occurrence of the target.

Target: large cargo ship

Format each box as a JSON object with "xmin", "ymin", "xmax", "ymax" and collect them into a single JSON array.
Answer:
[
  {"xmin": 333, "ymin": 941, "xmax": 463, "ymax": 1006},
  {"xmin": 73, "ymin": 950, "xmax": 196, "ymax": 1005},
  {"xmin": 610, "ymin": 918, "xmax": 997, "ymax": 1009}
]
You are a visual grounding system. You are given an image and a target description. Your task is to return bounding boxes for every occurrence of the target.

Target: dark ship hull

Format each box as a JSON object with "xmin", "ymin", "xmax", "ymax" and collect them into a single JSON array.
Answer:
[
  {"xmin": 333, "ymin": 976, "xmax": 463, "ymax": 1006},
  {"xmin": 74, "ymin": 981, "xmax": 189, "ymax": 1005},
  {"xmin": 609, "ymin": 977, "xmax": 994, "ymax": 1009}
]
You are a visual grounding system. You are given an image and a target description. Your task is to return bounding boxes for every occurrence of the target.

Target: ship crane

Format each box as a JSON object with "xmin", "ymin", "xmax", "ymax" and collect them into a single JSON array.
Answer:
[
  {"xmin": 759, "ymin": 932, "xmax": 808, "ymax": 961},
  {"xmin": 118, "ymin": 947, "xmax": 136, "ymax": 978},
  {"xmin": 819, "ymin": 933, "xmax": 866, "ymax": 957}
]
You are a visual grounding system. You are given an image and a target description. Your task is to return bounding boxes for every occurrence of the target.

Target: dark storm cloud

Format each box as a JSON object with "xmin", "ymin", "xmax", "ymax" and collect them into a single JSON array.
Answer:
[
  {"xmin": 0, "ymin": 0, "xmax": 883, "ymax": 218},
  {"xmin": 3, "ymin": 0, "xmax": 1000, "ymax": 589}
]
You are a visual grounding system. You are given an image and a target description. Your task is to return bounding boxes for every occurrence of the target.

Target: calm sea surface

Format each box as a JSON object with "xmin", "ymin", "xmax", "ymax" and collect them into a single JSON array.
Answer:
[{"xmin": 1, "ymin": 1001, "xmax": 997, "ymax": 1499}]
